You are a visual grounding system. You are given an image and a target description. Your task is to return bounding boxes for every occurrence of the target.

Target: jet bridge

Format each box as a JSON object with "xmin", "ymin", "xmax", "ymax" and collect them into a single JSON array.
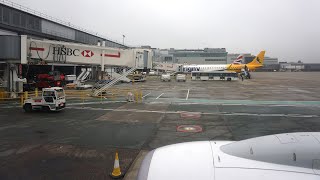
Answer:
[
  {"xmin": 1, "ymin": 35, "xmax": 153, "ymax": 94},
  {"xmin": 23, "ymin": 36, "xmax": 152, "ymax": 69}
]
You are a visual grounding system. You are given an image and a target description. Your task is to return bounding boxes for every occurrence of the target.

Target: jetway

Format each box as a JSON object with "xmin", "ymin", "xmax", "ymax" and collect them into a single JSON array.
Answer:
[
  {"xmin": 0, "ymin": 35, "xmax": 154, "ymax": 94},
  {"xmin": 153, "ymin": 62, "xmax": 181, "ymax": 72},
  {"xmin": 153, "ymin": 62, "xmax": 182, "ymax": 74},
  {"xmin": 22, "ymin": 36, "xmax": 153, "ymax": 69}
]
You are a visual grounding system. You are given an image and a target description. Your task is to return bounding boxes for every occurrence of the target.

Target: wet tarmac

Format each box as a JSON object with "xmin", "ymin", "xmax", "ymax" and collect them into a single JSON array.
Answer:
[{"xmin": 0, "ymin": 72, "xmax": 320, "ymax": 179}]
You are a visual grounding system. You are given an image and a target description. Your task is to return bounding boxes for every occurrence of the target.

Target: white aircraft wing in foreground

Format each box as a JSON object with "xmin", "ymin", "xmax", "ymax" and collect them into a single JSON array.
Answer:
[{"xmin": 137, "ymin": 132, "xmax": 320, "ymax": 180}]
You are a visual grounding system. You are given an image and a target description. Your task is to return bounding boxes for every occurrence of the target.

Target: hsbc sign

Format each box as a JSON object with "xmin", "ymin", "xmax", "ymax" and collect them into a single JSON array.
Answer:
[
  {"xmin": 52, "ymin": 46, "xmax": 80, "ymax": 56},
  {"xmin": 52, "ymin": 46, "xmax": 95, "ymax": 58}
]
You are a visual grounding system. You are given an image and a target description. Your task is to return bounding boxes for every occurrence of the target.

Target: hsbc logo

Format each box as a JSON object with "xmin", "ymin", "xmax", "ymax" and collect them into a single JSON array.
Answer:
[{"xmin": 81, "ymin": 50, "xmax": 94, "ymax": 57}]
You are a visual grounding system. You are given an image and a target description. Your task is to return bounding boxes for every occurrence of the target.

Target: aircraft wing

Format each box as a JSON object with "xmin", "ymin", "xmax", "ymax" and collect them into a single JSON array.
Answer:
[{"xmin": 137, "ymin": 132, "xmax": 320, "ymax": 180}]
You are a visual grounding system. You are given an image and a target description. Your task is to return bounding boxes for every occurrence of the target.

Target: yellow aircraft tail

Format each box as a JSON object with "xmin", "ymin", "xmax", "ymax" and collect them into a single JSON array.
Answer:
[{"xmin": 247, "ymin": 51, "xmax": 266, "ymax": 66}]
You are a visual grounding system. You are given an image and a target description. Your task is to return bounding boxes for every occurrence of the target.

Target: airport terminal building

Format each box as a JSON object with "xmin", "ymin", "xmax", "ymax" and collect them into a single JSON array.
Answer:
[
  {"xmin": 0, "ymin": 1, "xmax": 154, "ymax": 94},
  {"xmin": 155, "ymin": 48, "xmax": 228, "ymax": 64},
  {"xmin": 0, "ymin": 2, "xmax": 125, "ymax": 48},
  {"xmin": 0, "ymin": 1, "xmax": 128, "ymax": 83}
]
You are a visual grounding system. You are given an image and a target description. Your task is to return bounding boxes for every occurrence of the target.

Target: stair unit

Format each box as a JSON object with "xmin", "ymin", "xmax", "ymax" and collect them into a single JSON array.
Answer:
[{"xmin": 92, "ymin": 67, "xmax": 136, "ymax": 96}]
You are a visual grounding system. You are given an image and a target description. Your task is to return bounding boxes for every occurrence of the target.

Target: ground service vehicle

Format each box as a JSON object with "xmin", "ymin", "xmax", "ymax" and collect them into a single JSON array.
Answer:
[
  {"xmin": 149, "ymin": 71, "xmax": 158, "ymax": 75},
  {"xmin": 176, "ymin": 74, "xmax": 186, "ymax": 82},
  {"xmin": 23, "ymin": 87, "xmax": 66, "ymax": 112},
  {"xmin": 36, "ymin": 71, "xmax": 65, "ymax": 89},
  {"xmin": 161, "ymin": 74, "xmax": 171, "ymax": 81},
  {"xmin": 191, "ymin": 71, "xmax": 238, "ymax": 81},
  {"xmin": 24, "ymin": 71, "xmax": 65, "ymax": 91},
  {"xmin": 130, "ymin": 73, "xmax": 146, "ymax": 82},
  {"xmin": 76, "ymin": 82, "xmax": 93, "ymax": 90}
]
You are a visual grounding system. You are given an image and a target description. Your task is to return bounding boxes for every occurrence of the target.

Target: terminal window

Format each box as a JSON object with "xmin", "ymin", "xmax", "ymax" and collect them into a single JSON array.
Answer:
[
  {"xmin": 2, "ymin": 7, "xmax": 10, "ymax": 24},
  {"xmin": 164, "ymin": 57, "xmax": 172, "ymax": 61},
  {"xmin": 205, "ymin": 59, "xmax": 225, "ymax": 61}
]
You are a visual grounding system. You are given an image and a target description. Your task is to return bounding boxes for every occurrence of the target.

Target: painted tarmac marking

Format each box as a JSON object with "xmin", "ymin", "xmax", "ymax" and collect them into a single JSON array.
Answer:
[
  {"xmin": 67, "ymin": 106, "xmax": 320, "ymax": 118},
  {"xmin": 2, "ymin": 98, "xmax": 320, "ymax": 110},
  {"xmin": 186, "ymin": 89, "xmax": 190, "ymax": 100},
  {"xmin": 142, "ymin": 92, "xmax": 151, "ymax": 98},
  {"xmin": 147, "ymin": 98, "xmax": 320, "ymax": 107},
  {"xmin": 156, "ymin": 93, "xmax": 164, "ymax": 99},
  {"xmin": 68, "ymin": 101, "xmax": 127, "ymax": 105}
]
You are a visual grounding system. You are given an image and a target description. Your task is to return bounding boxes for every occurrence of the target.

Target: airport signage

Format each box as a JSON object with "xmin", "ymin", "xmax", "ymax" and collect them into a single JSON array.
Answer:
[
  {"xmin": 27, "ymin": 39, "xmax": 135, "ymax": 67},
  {"xmin": 81, "ymin": 50, "xmax": 94, "ymax": 57},
  {"xmin": 52, "ymin": 46, "xmax": 81, "ymax": 57}
]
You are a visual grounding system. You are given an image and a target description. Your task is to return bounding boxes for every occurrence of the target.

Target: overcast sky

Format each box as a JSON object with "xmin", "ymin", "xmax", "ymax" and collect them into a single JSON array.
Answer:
[{"xmin": 10, "ymin": 0, "xmax": 320, "ymax": 62}]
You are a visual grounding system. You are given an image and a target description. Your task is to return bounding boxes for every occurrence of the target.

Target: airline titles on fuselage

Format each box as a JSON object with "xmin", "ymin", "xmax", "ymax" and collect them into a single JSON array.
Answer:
[{"xmin": 182, "ymin": 65, "xmax": 227, "ymax": 72}]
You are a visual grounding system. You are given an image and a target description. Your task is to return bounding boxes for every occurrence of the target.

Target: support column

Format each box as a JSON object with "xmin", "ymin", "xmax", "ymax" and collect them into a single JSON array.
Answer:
[
  {"xmin": 100, "ymin": 41, "xmax": 106, "ymax": 80},
  {"xmin": 6, "ymin": 63, "xmax": 10, "ymax": 92},
  {"xmin": 20, "ymin": 35, "xmax": 27, "ymax": 64},
  {"xmin": 73, "ymin": 66, "xmax": 76, "ymax": 75},
  {"xmin": 97, "ymin": 66, "xmax": 101, "ymax": 80},
  {"xmin": 101, "ymin": 49, "xmax": 105, "ymax": 80}
]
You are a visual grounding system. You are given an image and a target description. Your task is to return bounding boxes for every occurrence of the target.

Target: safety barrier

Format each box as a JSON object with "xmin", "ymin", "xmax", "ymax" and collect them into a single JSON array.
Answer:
[
  {"xmin": 89, "ymin": 88, "xmax": 143, "ymax": 102},
  {"xmin": 0, "ymin": 91, "xmax": 14, "ymax": 101},
  {"xmin": 0, "ymin": 88, "xmax": 143, "ymax": 105},
  {"xmin": 0, "ymin": 88, "xmax": 38, "ymax": 106}
]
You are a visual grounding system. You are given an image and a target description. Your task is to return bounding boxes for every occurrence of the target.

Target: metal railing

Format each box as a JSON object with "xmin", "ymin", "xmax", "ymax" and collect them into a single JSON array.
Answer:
[
  {"xmin": 66, "ymin": 88, "xmax": 142, "ymax": 102},
  {"xmin": 0, "ymin": 0, "xmax": 125, "ymax": 46},
  {"xmin": 0, "ymin": 89, "xmax": 39, "ymax": 106},
  {"xmin": 92, "ymin": 67, "xmax": 137, "ymax": 96}
]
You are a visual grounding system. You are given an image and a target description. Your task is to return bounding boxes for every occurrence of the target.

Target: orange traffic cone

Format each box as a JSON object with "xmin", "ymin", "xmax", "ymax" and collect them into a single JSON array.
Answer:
[{"xmin": 110, "ymin": 151, "xmax": 124, "ymax": 179}]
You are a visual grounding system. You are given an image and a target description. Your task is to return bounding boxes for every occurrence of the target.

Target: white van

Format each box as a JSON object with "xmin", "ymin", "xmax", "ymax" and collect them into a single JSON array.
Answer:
[
  {"xmin": 161, "ymin": 74, "xmax": 171, "ymax": 82},
  {"xmin": 149, "ymin": 71, "xmax": 158, "ymax": 76},
  {"xmin": 176, "ymin": 74, "xmax": 186, "ymax": 82}
]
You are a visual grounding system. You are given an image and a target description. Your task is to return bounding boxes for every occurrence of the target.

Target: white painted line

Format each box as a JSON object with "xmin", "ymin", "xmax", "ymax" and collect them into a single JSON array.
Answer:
[
  {"xmin": 142, "ymin": 92, "xmax": 151, "ymax": 98},
  {"xmin": 186, "ymin": 89, "xmax": 190, "ymax": 100},
  {"xmin": 67, "ymin": 106, "xmax": 320, "ymax": 118},
  {"xmin": 156, "ymin": 93, "xmax": 164, "ymax": 99},
  {"xmin": 68, "ymin": 101, "xmax": 127, "ymax": 106}
]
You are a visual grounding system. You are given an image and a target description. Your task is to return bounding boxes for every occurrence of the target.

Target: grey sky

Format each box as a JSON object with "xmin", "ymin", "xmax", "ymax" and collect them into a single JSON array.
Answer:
[{"xmin": 10, "ymin": 0, "xmax": 320, "ymax": 62}]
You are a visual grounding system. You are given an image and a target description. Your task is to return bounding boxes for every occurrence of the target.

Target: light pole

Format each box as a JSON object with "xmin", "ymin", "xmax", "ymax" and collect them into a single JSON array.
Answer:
[{"xmin": 122, "ymin": 35, "xmax": 125, "ymax": 45}]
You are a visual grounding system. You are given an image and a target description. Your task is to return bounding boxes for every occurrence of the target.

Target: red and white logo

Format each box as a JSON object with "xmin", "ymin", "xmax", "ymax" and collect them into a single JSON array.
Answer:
[
  {"xmin": 232, "ymin": 54, "xmax": 243, "ymax": 64},
  {"xmin": 81, "ymin": 50, "xmax": 94, "ymax": 57}
]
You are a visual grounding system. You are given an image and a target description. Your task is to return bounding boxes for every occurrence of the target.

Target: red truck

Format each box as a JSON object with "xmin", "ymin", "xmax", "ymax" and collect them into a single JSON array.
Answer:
[
  {"xmin": 24, "ymin": 71, "xmax": 65, "ymax": 91},
  {"xmin": 36, "ymin": 71, "xmax": 65, "ymax": 89}
]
